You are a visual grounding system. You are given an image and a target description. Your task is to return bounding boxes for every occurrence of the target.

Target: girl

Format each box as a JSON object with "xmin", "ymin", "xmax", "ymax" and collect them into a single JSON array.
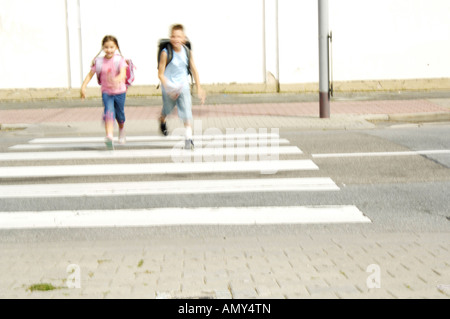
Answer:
[{"xmin": 81, "ymin": 35, "xmax": 128, "ymax": 150}]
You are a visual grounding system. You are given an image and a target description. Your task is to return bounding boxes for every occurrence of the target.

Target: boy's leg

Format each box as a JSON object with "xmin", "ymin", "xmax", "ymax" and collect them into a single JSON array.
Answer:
[
  {"xmin": 114, "ymin": 93, "xmax": 127, "ymax": 144},
  {"xmin": 160, "ymin": 89, "xmax": 176, "ymax": 136},
  {"xmin": 184, "ymin": 120, "xmax": 194, "ymax": 150},
  {"xmin": 159, "ymin": 115, "xmax": 168, "ymax": 136},
  {"xmin": 102, "ymin": 93, "xmax": 115, "ymax": 150},
  {"xmin": 176, "ymin": 87, "xmax": 194, "ymax": 149}
]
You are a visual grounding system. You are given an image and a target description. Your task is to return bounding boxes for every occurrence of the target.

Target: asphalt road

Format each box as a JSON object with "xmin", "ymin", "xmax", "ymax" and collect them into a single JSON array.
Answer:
[{"xmin": 0, "ymin": 122, "xmax": 449, "ymax": 242}]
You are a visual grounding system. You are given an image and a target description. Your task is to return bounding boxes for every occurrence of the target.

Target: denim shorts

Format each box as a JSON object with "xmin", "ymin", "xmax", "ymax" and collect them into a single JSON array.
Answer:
[
  {"xmin": 161, "ymin": 85, "xmax": 192, "ymax": 121},
  {"xmin": 102, "ymin": 92, "xmax": 126, "ymax": 124}
]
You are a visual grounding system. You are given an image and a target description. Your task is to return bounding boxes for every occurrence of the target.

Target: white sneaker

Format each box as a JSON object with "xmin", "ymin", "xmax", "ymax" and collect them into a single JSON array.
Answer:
[
  {"xmin": 118, "ymin": 129, "xmax": 126, "ymax": 145},
  {"xmin": 105, "ymin": 136, "xmax": 114, "ymax": 150}
]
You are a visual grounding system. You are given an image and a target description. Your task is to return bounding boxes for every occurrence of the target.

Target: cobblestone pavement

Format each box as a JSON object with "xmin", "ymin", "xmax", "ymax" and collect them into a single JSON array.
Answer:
[{"xmin": 0, "ymin": 232, "xmax": 449, "ymax": 299}]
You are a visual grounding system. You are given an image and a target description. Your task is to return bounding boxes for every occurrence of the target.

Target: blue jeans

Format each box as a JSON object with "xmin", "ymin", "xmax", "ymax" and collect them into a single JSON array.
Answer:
[{"xmin": 102, "ymin": 92, "xmax": 126, "ymax": 124}]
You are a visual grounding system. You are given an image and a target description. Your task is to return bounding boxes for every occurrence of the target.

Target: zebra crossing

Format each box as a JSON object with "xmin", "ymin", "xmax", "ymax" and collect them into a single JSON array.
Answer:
[{"xmin": 0, "ymin": 132, "xmax": 371, "ymax": 228}]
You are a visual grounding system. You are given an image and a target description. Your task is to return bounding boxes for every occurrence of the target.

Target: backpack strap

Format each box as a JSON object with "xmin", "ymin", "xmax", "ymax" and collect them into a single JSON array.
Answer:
[
  {"xmin": 113, "ymin": 55, "xmax": 135, "ymax": 88},
  {"xmin": 125, "ymin": 59, "xmax": 135, "ymax": 88},
  {"xmin": 156, "ymin": 40, "xmax": 192, "ymax": 90},
  {"xmin": 114, "ymin": 55, "xmax": 122, "ymax": 71},
  {"xmin": 166, "ymin": 44, "xmax": 174, "ymax": 67},
  {"xmin": 158, "ymin": 39, "xmax": 190, "ymax": 71},
  {"xmin": 182, "ymin": 44, "xmax": 191, "ymax": 75},
  {"xmin": 158, "ymin": 39, "xmax": 172, "ymax": 68},
  {"xmin": 182, "ymin": 44, "xmax": 193, "ymax": 90}
]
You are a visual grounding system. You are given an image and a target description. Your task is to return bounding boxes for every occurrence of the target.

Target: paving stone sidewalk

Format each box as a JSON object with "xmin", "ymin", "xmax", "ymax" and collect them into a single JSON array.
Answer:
[
  {"xmin": 1, "ymin": 92, "xmax": 450, "ymax": 132},
  {"xmin": 0, "ymin": 232, "xmax": 448, "ymax": 299}
]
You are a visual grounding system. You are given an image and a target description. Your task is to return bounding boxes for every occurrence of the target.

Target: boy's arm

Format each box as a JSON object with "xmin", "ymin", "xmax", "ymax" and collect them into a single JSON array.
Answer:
[
  {"xmin": 189, "ymin": 52, "xmax": 206, "ymax": 105},
  {"xmin": 80, "ymin": 70, "xmax": 95, "ymax": 100},
  {"xmin": 158, "ymin": 51, "xmax": 168, "ymax": 89}
]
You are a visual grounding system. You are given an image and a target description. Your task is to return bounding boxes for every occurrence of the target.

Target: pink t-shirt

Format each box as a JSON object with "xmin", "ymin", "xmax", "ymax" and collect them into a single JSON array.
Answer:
[{"xmin": 91, "ymin": 55, "xmax": 127, "ymax": 95}]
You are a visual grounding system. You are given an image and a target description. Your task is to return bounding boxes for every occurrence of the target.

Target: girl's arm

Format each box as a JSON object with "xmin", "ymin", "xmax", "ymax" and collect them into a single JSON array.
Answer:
[
  {"xmin": 116, "ymin": 65, "xmax": 127, "ymax": 83},
  {"xmin": 80, "ymin": 70, "xmax": 95, "ymax": 100},
  {"xmin": 189, "ymin": 53, "xmax": 206, "ymax": 105}
]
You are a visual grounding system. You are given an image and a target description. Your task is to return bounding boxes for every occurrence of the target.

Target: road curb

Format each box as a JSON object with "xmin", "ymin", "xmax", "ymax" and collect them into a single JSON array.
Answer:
[
  {"xmin": 365, "ymin": 112, "xmax": 450, "ymax": 123},
  {"xmin": 388, "ymin": 112, "xmax": 450, "ymax": 123},
  {"xmin": 0, "ymin": 123, "xmax": 30, "ymax": 131}
]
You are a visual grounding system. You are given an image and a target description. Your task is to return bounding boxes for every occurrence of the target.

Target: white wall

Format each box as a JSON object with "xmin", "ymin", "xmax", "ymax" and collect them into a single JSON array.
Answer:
[
  {"xmin": 78, "ymin": 0, "xmax": 265, "ymax": 88},
  {"xmin": 328, "ymin": 0, "xmax": 450, "ymax": 82},
  {"xmin": 278, "ymin": 0, "xmax": 320, "ymax": 83},
  {"xmin": 0, "ymin": 0, "xmax": 449, "ymax": 89},
  {"xmin": 0, "ymin": 0, "xmax": 68, "ymax": 88}
]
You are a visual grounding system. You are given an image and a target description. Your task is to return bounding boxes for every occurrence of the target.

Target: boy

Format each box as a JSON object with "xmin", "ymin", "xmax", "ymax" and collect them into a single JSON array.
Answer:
[{"xmin": 158, "ymin": 24, "xmax": 206, "ymax": 149}]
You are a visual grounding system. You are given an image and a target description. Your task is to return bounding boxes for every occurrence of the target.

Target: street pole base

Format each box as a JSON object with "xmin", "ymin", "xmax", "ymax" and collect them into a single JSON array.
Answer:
[{"xmin": 320, "ymin": 92, "xmax": 330, "ymax": 118}]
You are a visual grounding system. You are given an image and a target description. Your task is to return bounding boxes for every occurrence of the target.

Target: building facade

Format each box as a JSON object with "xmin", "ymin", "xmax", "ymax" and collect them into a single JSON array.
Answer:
[{"xmin": 1, "ymin": 0, "xmax": 449, "ymax": 92}]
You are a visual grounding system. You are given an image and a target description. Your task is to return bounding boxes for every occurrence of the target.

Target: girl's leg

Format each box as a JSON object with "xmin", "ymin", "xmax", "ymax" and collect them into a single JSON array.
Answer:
[
  {"xmin": 118, "ymin": 122, "xmax": 126, "ymax": 144},
  {"xmin": 114, "ymin": 93, "xmax": 127, "ymax": 144},
  {"xmin": 102, "ymin": 93, "xmax": 115, "ymax": 149}
]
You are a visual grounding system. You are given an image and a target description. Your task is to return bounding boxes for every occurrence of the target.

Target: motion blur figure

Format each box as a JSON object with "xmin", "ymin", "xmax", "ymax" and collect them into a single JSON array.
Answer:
[{"xmin": 158, "ymin": 24, "xmax": 206, "ymax": 149}]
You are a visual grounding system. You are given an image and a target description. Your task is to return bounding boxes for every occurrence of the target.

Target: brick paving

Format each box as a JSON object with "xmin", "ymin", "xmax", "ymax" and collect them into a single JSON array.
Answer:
[
  {"xmin": 1, "ymin": 99, "xmax": 449, "ymax": 125},
  {"xmin": 0, "ymin": 233, "xmax": 448, "ymax": 299}
]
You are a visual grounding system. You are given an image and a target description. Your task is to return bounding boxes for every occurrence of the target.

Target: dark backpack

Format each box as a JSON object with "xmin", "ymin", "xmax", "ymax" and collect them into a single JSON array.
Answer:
[
  {"xmin": 157, "ymin": 38, "xmax": 193, "ymax": 79},
  {"xmin": 157, "ymin": 39, "xmax": 193, "ymax": 91}
]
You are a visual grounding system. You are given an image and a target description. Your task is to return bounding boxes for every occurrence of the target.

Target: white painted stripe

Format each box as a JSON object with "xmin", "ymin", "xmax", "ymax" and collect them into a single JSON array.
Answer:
[
  {"xmin": 28, "ymin": 133, "xmax": 280, "ymax": 144},
  {"xmin": 0, "ymin": 146, "xmax": 302, "ymax": 161},
  {"xmin": 0, "ymin": 160, "xmax": 318, "ymax": 178},
  {"xmin": 0, "ymin": 178, "xmax": 339, "ymax": 198},
  {"xmin": 312, "ymin": 150, "xmax": 450, "ymax": 158},
  {"xmin": 9, "ymin": 139, "xmax": 290, "ymax": 150},
  {"xmin": 0, "ymin": 206, "xmax": 371, "ymax": 229}
]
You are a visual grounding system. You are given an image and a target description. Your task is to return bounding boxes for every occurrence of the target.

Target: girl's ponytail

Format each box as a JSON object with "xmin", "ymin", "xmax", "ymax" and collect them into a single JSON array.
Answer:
[{"xmin": 91, "ymin": 48, "xmax": 103, "ymax": 67}]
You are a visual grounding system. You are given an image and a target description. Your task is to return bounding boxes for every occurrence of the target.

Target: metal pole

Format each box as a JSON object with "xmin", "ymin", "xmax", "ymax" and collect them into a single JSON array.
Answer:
[
  {"xmin": 262, "ymin": 0, "xmax": 267, "ymax": 84},
  {"xmin": 77, "ymin": 0, "xmax": 84, "ymax": 86},
  {"xmin": 275, "ymin": 0, "xmax": 280, "ymax": 93},
  {"xmin": 318, "ymin": 0, "xmax": 330, "ymax": 118},
  {"xmin": 65, "ymin": 0, "xmax": 72, "ymax": 89}
]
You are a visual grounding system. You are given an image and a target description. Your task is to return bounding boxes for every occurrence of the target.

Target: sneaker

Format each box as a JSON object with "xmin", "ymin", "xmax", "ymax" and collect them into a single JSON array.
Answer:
[
  {"xmin": 118, "ymin": 129, "xmax": 126, "ymax": 144},
  {"xmin": 185, "ymin": 139, "xmax": 194, "ymax": 150},
  {"xmin": 105, "ymin": 136, "xmax": 114, "ymax": 150},
  {"xmin": 160, "ymin": 121, "xmax": 168, "ymax": 136}
]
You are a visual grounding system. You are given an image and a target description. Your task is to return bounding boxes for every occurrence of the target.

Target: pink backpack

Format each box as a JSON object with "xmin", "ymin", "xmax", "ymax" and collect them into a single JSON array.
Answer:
[{"xmin": 95, "ymin": 55, "xmax": 136, "ymax": 88}]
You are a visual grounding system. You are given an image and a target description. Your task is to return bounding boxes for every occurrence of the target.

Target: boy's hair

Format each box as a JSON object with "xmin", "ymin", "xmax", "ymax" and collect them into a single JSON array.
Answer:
[{"xmin": 170, "ymin": 24, "xmax": 185, "ymax": 34}]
